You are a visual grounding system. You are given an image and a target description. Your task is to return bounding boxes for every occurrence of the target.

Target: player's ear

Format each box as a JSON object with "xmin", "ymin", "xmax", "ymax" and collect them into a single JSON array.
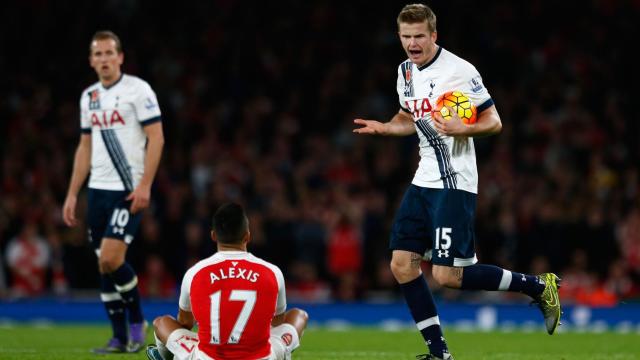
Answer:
[
  {"xmin": 243, "ymin": 230, "xmax": 251, "ymax": 245},
  {"xmin": 211, "ymin": 230, "xmax": 218, "ymax": 243}
]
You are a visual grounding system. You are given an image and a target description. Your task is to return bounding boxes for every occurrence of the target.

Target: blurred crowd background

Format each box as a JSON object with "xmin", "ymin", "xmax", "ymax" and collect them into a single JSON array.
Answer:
[{"xmin": 1, "ymin": 0, "xmax": 639, "ymax": 306}]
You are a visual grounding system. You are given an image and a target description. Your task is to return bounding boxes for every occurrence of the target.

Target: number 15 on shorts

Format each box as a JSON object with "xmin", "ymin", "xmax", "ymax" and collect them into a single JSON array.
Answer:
[
  {"xmin": 435, "ymin": 227, "xmax": 452, "ymax": 258},
  {"xmin": 435, "ymin": 227, "xmax": 452, "ymax": 250}
]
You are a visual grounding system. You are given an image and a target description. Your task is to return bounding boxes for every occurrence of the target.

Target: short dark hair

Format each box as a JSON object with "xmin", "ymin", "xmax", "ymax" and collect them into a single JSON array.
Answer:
[
  {"xmin": 397, "ymin": 4, "xmax": 437, "ymax": 33},
  {"xmin": 212, "ymin": 203, "xmax": 249, "ymax": 244},
  {"xmin": 89, "ymin": 30, "xmax": 123, "ymax": 54}
]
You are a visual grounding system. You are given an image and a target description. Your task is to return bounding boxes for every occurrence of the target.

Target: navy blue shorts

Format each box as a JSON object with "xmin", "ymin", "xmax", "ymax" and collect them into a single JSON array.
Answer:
[
  {"xmin": 87, "ymin": 188, "xmax": 142, "ymax": 251},
  {"xmin": 390, "ymin": 184, "xmax": 478, "ymax": 267}
]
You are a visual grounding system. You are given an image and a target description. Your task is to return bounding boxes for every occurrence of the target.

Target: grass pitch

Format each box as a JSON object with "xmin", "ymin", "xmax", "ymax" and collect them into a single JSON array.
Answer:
[{"xmin": 0, "ymin": 325, "xmax": 638, "ymax": 359}]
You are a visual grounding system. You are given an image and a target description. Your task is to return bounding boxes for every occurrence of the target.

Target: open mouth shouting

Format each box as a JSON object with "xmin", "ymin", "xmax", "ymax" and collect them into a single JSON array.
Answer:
[{"xmin": 408, "ymin": 48, "xmax": 423, "ymax": 60}]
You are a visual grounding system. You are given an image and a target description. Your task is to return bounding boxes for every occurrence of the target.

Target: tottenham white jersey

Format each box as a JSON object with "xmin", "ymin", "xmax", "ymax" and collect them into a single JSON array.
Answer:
[
  {"xmin": 80, "ymin": 74, "xmax": 161, "ymax": 191},
  {"xmin": 397, "ymin": 47, "xmax": 493, "ymax": 194}
]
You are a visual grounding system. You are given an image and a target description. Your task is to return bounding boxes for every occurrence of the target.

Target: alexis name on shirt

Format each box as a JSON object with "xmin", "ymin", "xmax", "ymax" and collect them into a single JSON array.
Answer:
[{"xmin": 209, "ymin": 265, "xmax": 260, "ymax": 284}]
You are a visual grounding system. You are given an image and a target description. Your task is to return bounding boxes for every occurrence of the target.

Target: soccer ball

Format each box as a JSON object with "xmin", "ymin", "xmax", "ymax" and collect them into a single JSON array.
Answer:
[{"xmin": 434, "ymin": 90, "xmax": 477, "ymax": 124}]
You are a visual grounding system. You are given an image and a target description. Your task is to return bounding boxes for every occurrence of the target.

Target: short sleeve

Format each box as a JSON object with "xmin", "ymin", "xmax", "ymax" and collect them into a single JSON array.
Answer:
[
  {"xmin": 179, "ymin": 268, "xmax": 194, "ymax": 311},
  {"xmin": 80, "ymin": 93, "xmax": 91, "ymax": 133},
  {"xmin": 458, "ymin": 65, "xmax": 494, "ymax": 113},
  {"xmin": 396, "ymin": 64, "xmax": 411, "ymax": 113},
  {"xmin": 133, "ymin": 81, "xmax": 162, "ymax": 125},
  {"xmin": 274, "ymin": 266, "xmax": 287, "ymax": 315}
]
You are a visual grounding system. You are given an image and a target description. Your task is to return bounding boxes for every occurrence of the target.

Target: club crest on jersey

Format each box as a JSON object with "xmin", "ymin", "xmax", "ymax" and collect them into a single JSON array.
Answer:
[
  {"xmin": 88, "ymin": 89, "xmax": 101, "ymax": 110},
  {"xmin": 469, "ymin": 76, "xmax": 484, "ymax": 93}
]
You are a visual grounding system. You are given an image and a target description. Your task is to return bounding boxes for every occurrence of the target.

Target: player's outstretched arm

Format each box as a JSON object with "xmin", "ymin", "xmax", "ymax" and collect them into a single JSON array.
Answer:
[
  {"xmin": 128, "ymin": 122, "xmax": 164, "ymax": 214},
  {"xmin": 433, "ymin": 105, "xmax": 502, "ymax": 137},
  {"xmin": 63, "ymin": 134, "xmax": 92, "ymax": 227},
  {"xmin": 353, "ymin": 110, "xmax": 416, "ymax": 136}
]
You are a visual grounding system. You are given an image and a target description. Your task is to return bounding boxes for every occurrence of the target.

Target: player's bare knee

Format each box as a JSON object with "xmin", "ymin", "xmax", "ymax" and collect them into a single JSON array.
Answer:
[
  {"xmin": 152, "ymin": 316, "xmax": 161, "ymax": 328},
  {"xmin": 432, "ymin": 266, "xmax": 461, "ymax": 288},
  {"xmin": 153, "ymin": 315, "xmax": 168, "ymax": 329},
  {"xmin": 390, "ymin": 259, "xmax": 419, "ymax": 283},
  {"xmin": 296, "ymin": 308, "xmax": 309, "ymax": 323},
  {"xmin": 288, "ymin": 308, "xmax": 308, "ymax": 320},
  {"xmin": 99, "ymin": 256, "xmax": 123, "ymax": 274},
  {"xmin": 431, "ymin": 271, "xmax": 451, "ymax": 287}
]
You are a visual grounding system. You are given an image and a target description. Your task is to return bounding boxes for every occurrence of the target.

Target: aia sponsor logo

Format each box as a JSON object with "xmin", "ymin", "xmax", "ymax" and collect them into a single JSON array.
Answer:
[
  {"xmin": 281, "ymin": 333, "xmax": 293, "ymax": 346},
  {"xmin": 90, "ymin": 110, "xmax": 125, "ymax": 128},
  {"xmin": 405, "ymin": 98, "xmax": 433, "ymax": 120}
]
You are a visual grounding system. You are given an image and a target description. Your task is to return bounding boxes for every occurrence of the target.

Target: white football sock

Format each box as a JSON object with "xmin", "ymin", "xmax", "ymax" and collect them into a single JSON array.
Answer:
[{"xmin": 154, "ymin": 332, "xmax": 172, "ymax": 359}]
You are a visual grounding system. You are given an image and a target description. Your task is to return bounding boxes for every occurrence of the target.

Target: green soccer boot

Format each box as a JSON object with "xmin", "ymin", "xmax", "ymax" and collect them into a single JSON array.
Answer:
[{"xmin": 533, "ymin": 272, "xmax": 562, "ymax": 335}]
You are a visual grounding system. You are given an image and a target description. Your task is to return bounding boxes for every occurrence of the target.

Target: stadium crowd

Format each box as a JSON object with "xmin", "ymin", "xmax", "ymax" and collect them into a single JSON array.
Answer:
[{"xmin": 1, "ymin": 1, "xmax": 638, "ymax": 305}]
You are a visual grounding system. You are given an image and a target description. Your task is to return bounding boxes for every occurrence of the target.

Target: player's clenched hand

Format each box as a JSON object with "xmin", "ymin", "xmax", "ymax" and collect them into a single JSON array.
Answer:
[
  {"xmin": 353, "ymin": 119, "xmax": 387, "ymax": 135},
  {"xmin": 63, "ymin": 195, "xmax": 78, "ymax": 227},
  {"xmin": 127, "ymin": 185, "xmax": 151, "ymax": 214},
  {"xmin": 432, "ymin": 107, "xmax": 469, "ymax": 136}
]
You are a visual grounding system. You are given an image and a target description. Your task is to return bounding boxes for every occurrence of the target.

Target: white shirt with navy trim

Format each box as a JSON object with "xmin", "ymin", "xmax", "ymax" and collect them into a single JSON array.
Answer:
[
  {"xmin": 396, "ymin": 47, "xmax": 493, "ymax": 194},
  {"xmin": 80, "ymin": 74, "xmax": 161, "ymax": 191}
]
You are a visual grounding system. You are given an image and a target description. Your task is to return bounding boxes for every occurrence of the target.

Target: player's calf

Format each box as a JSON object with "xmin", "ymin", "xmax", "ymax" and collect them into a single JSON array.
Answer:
[{"xmin": 458, "ymin": 264, "xmax": 546, "ymax": 298}]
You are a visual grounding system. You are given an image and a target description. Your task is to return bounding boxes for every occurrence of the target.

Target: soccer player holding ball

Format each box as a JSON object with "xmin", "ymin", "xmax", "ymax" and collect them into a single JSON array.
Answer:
[
  {"xmin": 354, "ymin": 4, "xmax": 561, "ymax": 359},
  {"xmin": 63, "ymin": 30, "xmax": 164, "ymax": 353}
]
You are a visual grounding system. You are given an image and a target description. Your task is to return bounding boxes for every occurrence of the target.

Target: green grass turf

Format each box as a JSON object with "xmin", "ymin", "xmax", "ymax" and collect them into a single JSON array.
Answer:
[{"xmin": 0, "ymin": 325, "xmax": 638, "ymax": 359}]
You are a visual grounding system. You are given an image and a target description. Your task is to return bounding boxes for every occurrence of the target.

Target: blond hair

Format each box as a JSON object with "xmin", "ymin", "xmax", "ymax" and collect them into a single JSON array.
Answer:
[
  {"xmin": 397, "ymin": 4, "xmax": 437, "ymax": 33},
  {"xmin": 89, "ymin": 30, "xmax": 123, "ymax": 54}
]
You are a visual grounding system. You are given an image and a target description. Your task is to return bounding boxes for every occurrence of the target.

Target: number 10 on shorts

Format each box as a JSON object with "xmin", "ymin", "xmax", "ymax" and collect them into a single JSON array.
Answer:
[
  {"xmin": 110, "ymin": 208, "xmax": 130, "ymax": 235},
  {"xmin": 435, "ymin": 227, "xmax": 452, "ymax": 250}
]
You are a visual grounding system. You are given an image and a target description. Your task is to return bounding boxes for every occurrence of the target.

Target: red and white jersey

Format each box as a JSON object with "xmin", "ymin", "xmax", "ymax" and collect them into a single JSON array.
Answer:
[
  {"xmin": 79, "ymin": 74, "xmax": 162, "ymax": 191},
  {"xmin": 396, "ymin": 47, "xmax": 494, "ymax": 194},
  {"xmin": 179, "ymin": 251, "xmax": 286, "ymax": 360}
]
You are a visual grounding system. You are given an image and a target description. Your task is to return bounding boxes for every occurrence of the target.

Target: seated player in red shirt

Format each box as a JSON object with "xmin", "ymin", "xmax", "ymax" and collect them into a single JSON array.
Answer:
[{"xmin": 147, "ymin": 203, "xmax": 308, "ymax": 360}]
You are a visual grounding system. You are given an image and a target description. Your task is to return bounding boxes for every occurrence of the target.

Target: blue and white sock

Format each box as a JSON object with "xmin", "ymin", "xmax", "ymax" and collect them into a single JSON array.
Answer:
[
  {"xmin": 504, "ymin": 270, "xmax": 545, "ymax": 298},
  {"xmin": 400, "ymin": 275, "xmax": 449, "ymax": 358},
  {"xmin": 461, "ymin": 264, "xmax": 545, "ymax": 297},
  {"xmin": 109, "ymin": 263, "xmax": 144, "ymax": 324},
  {"xmin": 100, "ymin": 275, "xmax": 127, "ymax": 343}
]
